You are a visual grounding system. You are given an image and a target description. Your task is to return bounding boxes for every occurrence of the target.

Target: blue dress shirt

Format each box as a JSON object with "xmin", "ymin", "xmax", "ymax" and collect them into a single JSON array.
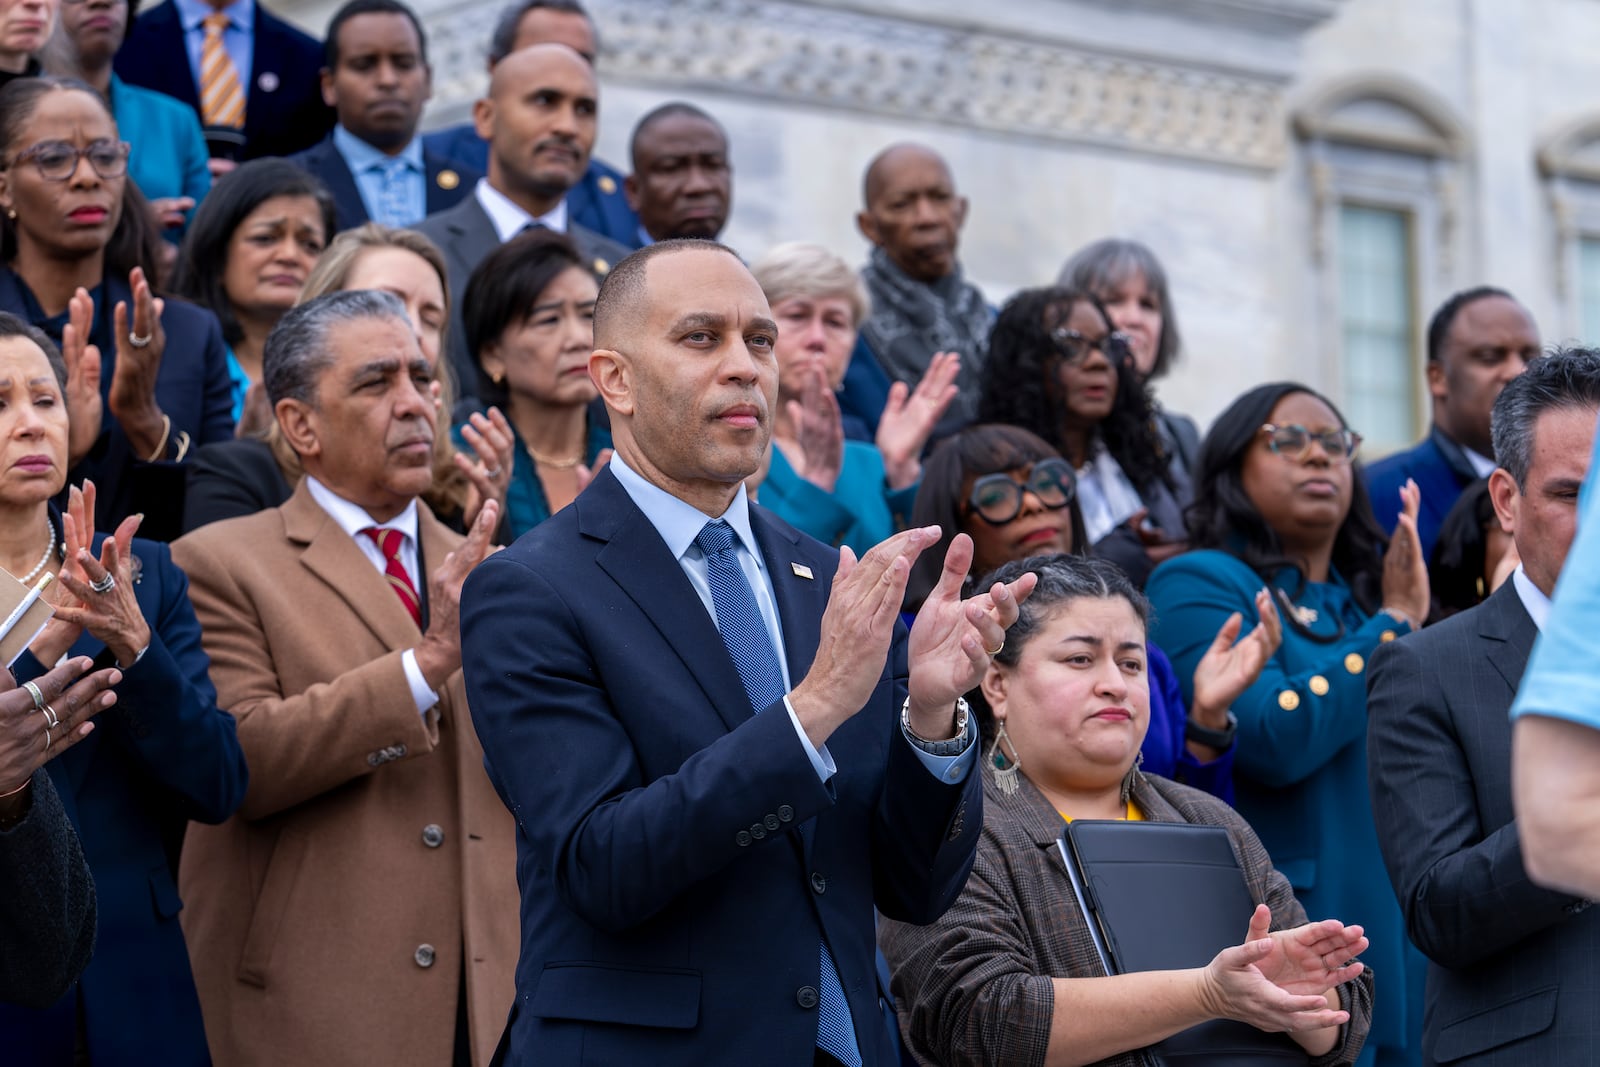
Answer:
[
  {"xmin": 332, "ymin": 124, "xmax": 426, "ymax": 228},
  {"xmin": 172, "ymin": 0, "xmax": 253, "ymax": 99}
]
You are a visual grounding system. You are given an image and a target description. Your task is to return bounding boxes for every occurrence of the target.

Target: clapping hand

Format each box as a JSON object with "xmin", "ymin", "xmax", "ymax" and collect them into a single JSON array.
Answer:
[
  {"xmin": 108, "ymin": 267, "xmax": 170, "ymax": 460},
  {"xmin": 413, "ymin": 500, "xmax": 500, "ymax": 690},
  {"xmin": 1198, "ymin": 904, "xmax": 1365, "ymax": 1034},
  {"xmin": 0, "ymin": 657, "xmax": 121, "ymax": 797},
  {"xmin": 61, "ymin": 288, "xmax": 103, "ymax": 469},
  {"xmin": 876, "ymin": 351, "xmax": 960, "ymax": 490},
  {"xmin": 782, "ymin": 362, "xmax": 844, "ymax": 493},
  {"xmin": 456, "ymin": 407, "xmax": 515, "ymax": 531},
  {"xmin": 1381, "ymin": 478, "xmax": 1430, "ymax": 627},
  {"xmin": 48, "ymin": 482, "xmax": 149, "ymax": 667},
  {"xmin": 1190, "ymin": 588, "xmax": 1282, "ymax": 727}
]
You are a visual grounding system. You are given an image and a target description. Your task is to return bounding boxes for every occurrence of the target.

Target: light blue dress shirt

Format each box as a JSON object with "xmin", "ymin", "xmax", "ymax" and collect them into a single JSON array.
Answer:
[
  {"xmin": 172, "ymin": 0, "xmax": 254, "ymax": 102},
  {"xmin": 1512, "ymin": 426, "xmax": 1600, "ymax": 727},
  {"xmin": 608, "ymin": 454, "xmax": 975, "ymax": 784},
  {"xmin": 333, "ymin": 125, "xmax": 426, "ymax": 228}
]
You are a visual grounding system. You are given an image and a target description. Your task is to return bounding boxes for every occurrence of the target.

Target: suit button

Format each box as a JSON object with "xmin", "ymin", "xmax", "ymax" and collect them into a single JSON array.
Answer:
[
  {"xmin": 368, "ymin": 752, "xmax": 382, "ymax": 767},
  {"xmin": 777, "ymin": 805, "xmax": 794, "ymax": 822},
  {"xmin": 422, "ymin": 824, "xmax": 444, "ymax": 848},
  {"xmin": 810, "ymin": 872, "xmax": 827, "ymax": 895},
  {"xmin": 764, "ymin": 814, "xmax": 781, "ymax": 831},
  {"xmin": 735, "ymin": 831, "xmax": 752, "ymax": 847},
  {"xmin": 393, "ymin": 744, "xmax": 407, "ymax": 757},
  {"xmin": 414, "ymin": 944, "xmax": 435, "ymax": 968},
  {"xmin": 749, "ymin": 823, "xmax": 767, "ymax": 840},
  {"xmin": 796, "ymin": 985, "xmax": 819, "ymax": 1009}
]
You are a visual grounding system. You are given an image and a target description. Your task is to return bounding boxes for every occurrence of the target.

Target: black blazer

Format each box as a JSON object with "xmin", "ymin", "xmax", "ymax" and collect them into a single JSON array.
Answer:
[
  {"xmin": 0, "ymin": 771, "xmax": 95, "ymax": 1009},
  {"xmin": 1368, "ymin": 580, "xmax": 1600, "ymax": 1065},
  {"xmin": 114, "ymin": 0, "xmax": 333, "ymax": 160},
  {"xmin": 287, "ymin": 136, "xmax": 479, "ymax": 233}
]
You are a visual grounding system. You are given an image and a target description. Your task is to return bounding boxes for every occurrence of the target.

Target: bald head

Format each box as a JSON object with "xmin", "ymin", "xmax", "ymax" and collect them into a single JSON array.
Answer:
[
  {"xmin": 487, "ymin": 41, "xmax": 594, "ymax": 99},
  {"xmin": 857, "ymin": 143, "xmax": 968, "ymax": 283},
  {"xmin": 475, "ymin": 41, "xmax": 597, "ymax": 212},
  {"xmin": 594, "ymin": 239, "xmax": 745, "ymax": 350}
]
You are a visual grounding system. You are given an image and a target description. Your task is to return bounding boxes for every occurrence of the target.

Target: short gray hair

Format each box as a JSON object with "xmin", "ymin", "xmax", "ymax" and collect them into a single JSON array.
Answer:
[
  {"xmin": 750, "ymin": 242, "xmax": 870, "ymax": 329},
  {"xmin": 978, "ymin": 554, "xmax": 1149, "ymax": 669},
  {"xmin": 1490, "ymin": 347, "xmax": 1600, "ymax": 490},
  {"xmin": 263, "ymin": 289, "xmax": 411, "ymax": 407}
]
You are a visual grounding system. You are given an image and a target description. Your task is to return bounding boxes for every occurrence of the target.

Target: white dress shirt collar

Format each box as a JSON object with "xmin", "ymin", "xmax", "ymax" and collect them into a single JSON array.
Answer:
[
  {"xmin": 305, "ymin": 476, "xmax": 420, "ymax": 556},
  {"xmin": 1464, "ymin": 447, "xmax": 1497, "ymax": 479},
  {"xmin": 607, "ymin": 452, "xmax": 763, "ymax": 568},
  {"xmin": 1512, "ymin": 563, "xmax": 1553, "ymax": 632},
  {"xmin": 174, "ymin": 0, "xmax": 255, "ymax": 32},
  {"xmin": 473, "ymin": 177, "xmax": 569, "ymax": 244}
]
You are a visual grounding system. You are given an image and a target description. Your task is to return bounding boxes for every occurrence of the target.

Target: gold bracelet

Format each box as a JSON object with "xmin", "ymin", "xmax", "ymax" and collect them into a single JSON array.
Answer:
[
  {"xmin": 0, "ymin": 776, "xmax": 31, "ymax": 799},
  {"xmin": 145, "ymin": 413, "xmax": 171, "ymax": 462}
]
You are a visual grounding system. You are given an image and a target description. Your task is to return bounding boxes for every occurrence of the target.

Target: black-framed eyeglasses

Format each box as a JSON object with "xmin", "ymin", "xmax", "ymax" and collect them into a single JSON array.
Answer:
[
  {"xmin": 1260, "ymin": 423, "xmax": 1362, "ymax": 462},
  {"xmin": 7, "ymin": 140, "xmax": 130, "ymax": 182},
  {"xmin": 1050, "ymin": 327, "xmax": 1129, "ymax": 366},
  {"xmin": 967, "ymin": 458, "xmax": 1077, "ymax": 525}
]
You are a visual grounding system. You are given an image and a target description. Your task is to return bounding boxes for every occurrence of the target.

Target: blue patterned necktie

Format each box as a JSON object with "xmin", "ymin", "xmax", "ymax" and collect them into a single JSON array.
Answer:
[
  {"xmin": 373, "ymin": 157, "xmax": 412, "ymax": 228},
  {"xmin": 694, "ymin": 520, "xmax": 862, "ymax": 1067}
]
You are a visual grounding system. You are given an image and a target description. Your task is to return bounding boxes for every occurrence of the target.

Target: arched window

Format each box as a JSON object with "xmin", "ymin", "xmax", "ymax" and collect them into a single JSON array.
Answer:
[{"xmin": 1538, "ymin": 117, "xmax": 1600, "ymax": 345}]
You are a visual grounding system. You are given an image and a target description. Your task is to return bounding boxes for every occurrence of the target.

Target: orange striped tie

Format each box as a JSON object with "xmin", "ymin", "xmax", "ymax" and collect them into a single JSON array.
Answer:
[
  {"xmin": 199, "ymin": 12, "xmax": 245, "ymax": 129},
  {"xmin": 362, "ymin": 527, "xmax": 422, "ymax": 629}
]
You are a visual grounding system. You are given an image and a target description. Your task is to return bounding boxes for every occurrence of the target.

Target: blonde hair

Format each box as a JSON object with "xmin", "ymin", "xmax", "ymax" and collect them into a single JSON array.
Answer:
[
  {"xmin": 749, "ymin": 242, "xmax": 871, "ymax": 328},
  {"xmin": 263, "ymin": 224, "xmax": 474, "ymax": 520}
]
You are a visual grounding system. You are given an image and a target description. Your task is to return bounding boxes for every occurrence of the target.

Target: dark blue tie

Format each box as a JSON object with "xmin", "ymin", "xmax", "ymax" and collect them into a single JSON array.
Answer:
[{"xmin": 694, "ymin": 520, "xmax": 862, "ymax": 1067}]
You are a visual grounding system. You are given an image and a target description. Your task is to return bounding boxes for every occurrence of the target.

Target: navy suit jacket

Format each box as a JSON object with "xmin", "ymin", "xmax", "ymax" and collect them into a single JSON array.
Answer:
[
  {"xmin": 287, "ymin": 136, "xmax": 479, "ymax": 233},
  {"xmin": 423, "ymin": 124, "xmax": 642, "ymax": 248},
  {"xmin": 460, "ymin": 467, "xmax": 981, "ymax": 1066},
  {"xmin": 1369, "ymin": 581, "xmax": 1600, "ymax": 1064},
  {"xmin": 1365, "ymin": 427, "xmax": 1478, "ymax": 562},
  {"xmin": 114, "ymin": 0, "xmax": 333, "ymax": 160},
  {"xmin": 0, "ymin": 269, "xmax": 236, "ymax": 540},
  {"xmin": 0, "ymin": 534, "xmax": 247, "ymax": 1066}
]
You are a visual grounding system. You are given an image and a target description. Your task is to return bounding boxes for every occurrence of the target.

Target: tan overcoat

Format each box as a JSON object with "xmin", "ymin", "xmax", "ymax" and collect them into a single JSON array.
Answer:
[{"xmin": 171, "ymin": 482, "xmax": 518, "ymax": 1067}]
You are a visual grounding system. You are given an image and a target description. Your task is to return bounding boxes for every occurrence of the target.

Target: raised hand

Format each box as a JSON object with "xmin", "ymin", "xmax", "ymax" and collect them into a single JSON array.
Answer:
[
  {"xmin": 782, "ymin": 363, "xmax": 844, "ymax": 493},
  {"xmin": 413, "ymin": 499, "xmax": 499, "ymax": 689},
  {"xmin": 1381, "ymin": 478, "xmax": 1430, "ymax": 627},
  {"xmin": 1190, "ymin": 588, "xmax": 1282, "ymax": 725},
  {"xmin": 1198, "ymin": 904, "xmax": 1365, "ymax": 1034},
  {"xmin": 455, "ymin": 407, "xmax": 515, "ymax": 530},
  {"xmin": 108, "ymin": 267, "xmax": 170, "ymax": 460},
  {"xmin": 148, "ymin": 197, "xmax": 196, "ymax": 231},
  {"xmin": 61, "ymin": 287, "xmax": 103, "ymax": 468},
  {"xmin": 876, "ymin": 351, "xmax": 960, "ymax": 490},
  {"xmin": 53, "ymin": 504, "xmax": 149, "ymax": 668},
  {"xmin": 0, "ymin": 657, "xmax": 121, "ymax": 796}
]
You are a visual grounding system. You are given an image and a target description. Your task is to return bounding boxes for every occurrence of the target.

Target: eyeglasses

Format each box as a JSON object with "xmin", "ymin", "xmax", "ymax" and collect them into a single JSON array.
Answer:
[
  {"xmin": 967, "ymin": 458, "xmax": 1077, "ymax": 525},
  {"xmin": 1260, "ymin": 423, "xmax": 1362, "ymax": 461},
  {"xmin": 1050, "ymin": 327, "xmax": 1129, "ymax": 366},
  {"xmin": 7, "ymin": 140, "xmax": 130, "ymax": 182}
]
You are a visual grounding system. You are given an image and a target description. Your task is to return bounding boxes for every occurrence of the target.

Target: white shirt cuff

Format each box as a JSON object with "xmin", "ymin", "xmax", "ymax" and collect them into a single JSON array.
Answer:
[
  {"xmin": 402, "ymin": 649, "xmax": 441, "ymax": 716},
  {"xmin": 901, "ymin": 718, "xmax": 979, "ymax": 784},
  {"xmin": 783, "ymin": 694, "xmax": 837, "ymax": 782}
]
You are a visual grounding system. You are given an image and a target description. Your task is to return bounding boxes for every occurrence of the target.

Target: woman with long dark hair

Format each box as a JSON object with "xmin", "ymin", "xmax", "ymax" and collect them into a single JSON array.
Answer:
[
  {"xmin": 1146, "ymin": 381, "xmax": 1430, "ymax": 1067},
  {"xmin": 978, "ymin": 285, "xmax": 1188, "ymax": 586}
]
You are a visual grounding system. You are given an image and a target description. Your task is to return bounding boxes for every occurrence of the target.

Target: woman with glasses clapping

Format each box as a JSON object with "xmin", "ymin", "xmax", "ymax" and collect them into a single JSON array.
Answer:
[
  {"xmin": 1146, "ymin": 382, "xmax": 1431, "ymax": 1067},
  {"xmin": 0, "ymin": 77, "xmax": 234, "ymax": 539},
  {"xmin": 978, "ymin": 286, "xmax": 1191, "ymax": 587}
]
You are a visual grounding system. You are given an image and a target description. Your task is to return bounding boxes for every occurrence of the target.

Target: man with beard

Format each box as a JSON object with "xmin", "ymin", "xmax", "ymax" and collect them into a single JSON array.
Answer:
[{"xmin": 414, "ymin": 41, "xmax": 627, "ymax": 406}]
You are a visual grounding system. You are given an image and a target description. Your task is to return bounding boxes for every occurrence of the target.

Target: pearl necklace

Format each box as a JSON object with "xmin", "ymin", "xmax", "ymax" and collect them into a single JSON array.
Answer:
[{"xmin": 19, "ymin": 520, "xmax": 56, "ymax": 584}]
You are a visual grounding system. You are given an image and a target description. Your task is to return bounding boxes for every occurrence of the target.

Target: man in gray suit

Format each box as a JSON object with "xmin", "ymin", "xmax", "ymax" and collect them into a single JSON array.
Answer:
[
  {"xmin": 414, "ymin": 41, "xmax": 627, "ymax": 406},
  {"xmin": 1369, "ymin": 348, "xmax": 1600, "ymax": 1065}
]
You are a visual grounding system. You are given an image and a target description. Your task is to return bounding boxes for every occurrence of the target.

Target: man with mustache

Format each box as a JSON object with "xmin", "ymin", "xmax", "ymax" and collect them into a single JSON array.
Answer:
[
  {"xmin": 415, "ymin": 40, "xmax": 628, "ymax": 409},
  {"xmin": 171, "ymin": 290, "xmax": 516, "ymax": 1067},
  {"xmin": 461, "ymin": 239, "xmax": 1034, "ymax": 1065},
  {"xmin": 288, "ymin": 0, "xmax": 476, "ymax": 232}
]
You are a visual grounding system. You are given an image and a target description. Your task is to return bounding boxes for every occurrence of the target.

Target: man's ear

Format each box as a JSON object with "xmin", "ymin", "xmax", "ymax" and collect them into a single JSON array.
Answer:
[
  {"xmin": 589, "ymin": 348, "xmax": 633, "ymax": 417},
  {"xmin": 320, "ymin": 68, "xmax": 336, "ymax": 109},
  {"xmin": 953, "ymin": 195, "xmax": 970, "ymax": 231},
  {"xmin": 275, "ymin": 398, "xmax": 321, "ymax": 461},
  {"xmin": 855, "ymin": 209, "xmax": 879, "ymax": 247},
  {"xmin": 472, "ymin": 97, "xmax": 494, "ymax": 143},
  {"xmin": 1488, "ymin": 466, "xmax": 1520, "ymax": 537},
  {"xmin": 623, "ymin": 174, "xmax": 640, "ymax": 213},
  {"xmin": 1426, "ymin": 359, "xmax": 1448, "ymax": 403}
]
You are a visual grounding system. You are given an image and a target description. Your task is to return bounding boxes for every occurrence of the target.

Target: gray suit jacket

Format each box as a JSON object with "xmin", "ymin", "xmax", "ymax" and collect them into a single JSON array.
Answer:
[
  {"xmin": 1368, "ymin": 580, "xmax": 1600, "ymax": 1065},
  {"xmin": 413, "ymin": 193, "xmax": 629, "ymax": 408}
]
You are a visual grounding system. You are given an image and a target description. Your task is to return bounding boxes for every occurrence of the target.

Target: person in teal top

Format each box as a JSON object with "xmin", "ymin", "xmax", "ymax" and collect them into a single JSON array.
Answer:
[
  {"xmin": 749, "ymin": 241, "xmax": 958, "ymax": 553},
  {"xmin": 1146, "ymin": 382, "xmax": 1433, "ymax": 1067},
  {"xmin": 456, "ymin": 229, "xmax": 610, "ymax": 541}
]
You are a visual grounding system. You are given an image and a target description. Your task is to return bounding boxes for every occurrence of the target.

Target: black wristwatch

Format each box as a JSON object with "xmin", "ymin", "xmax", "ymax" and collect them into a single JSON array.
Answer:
[{"xmin": 1185, "ymin": 710, "xmax": 1238, "ymax": 750}]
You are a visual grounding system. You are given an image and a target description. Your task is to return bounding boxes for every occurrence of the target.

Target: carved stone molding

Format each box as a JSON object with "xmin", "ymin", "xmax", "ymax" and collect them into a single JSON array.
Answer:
[{"xmin": 418, "ymin": 0, "xmax": 1300, "ymax": 170}]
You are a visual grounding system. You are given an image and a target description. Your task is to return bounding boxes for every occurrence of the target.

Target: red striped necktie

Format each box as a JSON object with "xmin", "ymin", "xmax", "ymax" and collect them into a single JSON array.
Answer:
[{"xmin": 361, "ymin": 526, "xmax": 421, "ymax": 628}]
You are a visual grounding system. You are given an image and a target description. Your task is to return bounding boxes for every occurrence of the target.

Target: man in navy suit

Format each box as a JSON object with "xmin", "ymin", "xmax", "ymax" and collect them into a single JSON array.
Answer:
[
  {"xmin": 422, "ymin": 0, "xmax": 638, "ymax": 247},
  {"xmin": 461, "ymin": 239, "xmax": 1030, "ymax": 1066},
  {"xmin": 289, "ymin": 0, "xmax": 475, "ymax": 232},
  {"xmin": 1365, "ymin": 287, "xmax": 1538, "ymax": 560},
  {"xmin": 115, "ymin": 0, "xmax": 334, "ymax": 166}
]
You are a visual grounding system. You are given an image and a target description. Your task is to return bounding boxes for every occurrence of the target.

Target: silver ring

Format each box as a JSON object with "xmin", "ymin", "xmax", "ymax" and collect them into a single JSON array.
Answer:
[
  {"xmin": 128, "ymin": 331, "xmax": 152, "ymax": 349},
  {"xmin": 21, "ymin": 680, "xmax": 44, "ymax": 711},
  {"xmin": 40, "ymin": 704, "xmax": 59, "ymax": 730},
  {"xmin": 90, "ymin": 573, "xmax": 115, "ymax": 595},
  {"xmin": 40, "ymin": 724, "xmax": 50, "ymax": 754},
  {"xmin": 484, "ymin": 466, "xmax": 502, "ymax": 479}
]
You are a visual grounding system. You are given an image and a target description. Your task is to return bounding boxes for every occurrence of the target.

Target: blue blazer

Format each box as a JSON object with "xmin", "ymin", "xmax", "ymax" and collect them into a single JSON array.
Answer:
[
  {"xmin": 0, "ymin": 533, "xmax": 248, "ymax": 1066},
  {"xmin": 1364, "ymin": 429, "xmax": 1476, "ymax": 562},
  {"xmin": 460, "ymin": 467, "xmax": 981, "ymax": 1066},
  {"xmin": 114, "ymin": 0, "xmax": 333, "ymax": 161},
  {"xmin": 287, "ymin": 136, "xmax": 479, "ymax": 233},
  {"xmin": 1148, "ymin": 550, "xmax": 1426, "ymax": 1064},
  {"xmin": 108, "ymin": 74, "xmax": 211, "ymax": 228},
  {"xmin": 422, "ymin": 123, "xmax": 642, "ymax": 248},
  {"xmin": 0, "ymin": 269, "xmax": 237, "ymax": 539}
]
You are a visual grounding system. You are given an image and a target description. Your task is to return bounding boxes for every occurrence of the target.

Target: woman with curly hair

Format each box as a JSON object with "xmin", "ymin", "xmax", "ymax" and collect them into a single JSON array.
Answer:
[{"xmin": 978, "ymin": 285, "xmax": 1189, "ymax": 586}]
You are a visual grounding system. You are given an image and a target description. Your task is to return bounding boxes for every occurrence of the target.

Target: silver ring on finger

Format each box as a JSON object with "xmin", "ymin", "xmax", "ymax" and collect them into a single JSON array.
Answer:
[
  {"xmin": 40, "ymin": 704, "xmax": 60, "ymax": 730},
  {"xmin": 128, "ymin": 331, "xmax": 152, "ymax": 349},
  {"xmin": 484, "ymin": 465, "xmax": 502, "ymax": 479},
  {"xmin": 41, "ymin": 726, "xmax": 51, "ymax": 754},
  {"xmin": 90, "ymin": 573, "xmax": 116, "ymax": 595},
  {"xmin": 22, "ymin": 680, "xmax": 44, "ymax": 711}
]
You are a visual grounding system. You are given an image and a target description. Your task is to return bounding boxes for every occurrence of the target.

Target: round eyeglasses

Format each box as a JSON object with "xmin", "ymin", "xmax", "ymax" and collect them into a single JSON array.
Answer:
[
  {"xmin": 1050, "ymin": 327, "xmax": 1129, "ymax": 366},
  {"xmin": 967, "ymin": 458, "xmax": 1077, "ymax": 525},
  {"xmin": 1260, "ymin": 423, "xmax": 1362, "ymax": 462},
  {"xmin": 8, "ymin": 140, "xmax": 130, "ymax": 183}
]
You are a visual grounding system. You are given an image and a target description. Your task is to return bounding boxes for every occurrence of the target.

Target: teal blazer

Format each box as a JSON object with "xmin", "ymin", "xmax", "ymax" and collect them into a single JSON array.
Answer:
[
  {"xmin": 760, "ymin": 441, "xmax": 915, "ymax": 554},
  {"xmin": 109, "ymin": 75, "xmax": 211, "ymax": 233},
  {"xmin": 452, "ymin": 414, "xmax": 611, "ymax": 541},
  {"xmin": 1148, "ymin": 549, "xmax": 1425, "ymax": 1066}
]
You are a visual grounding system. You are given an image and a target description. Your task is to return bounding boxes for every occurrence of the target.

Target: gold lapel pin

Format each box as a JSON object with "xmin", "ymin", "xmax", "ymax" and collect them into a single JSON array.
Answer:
[
  {"xmin": 436, "ymin": 169, "xmax": 460, "ymax": 191},
  {"xmin": 598, "ymin": 174, "xmax": 617, "ymax": 195},
  {"xmin": 791, "ymin": 563, "xmax": 814, "ymax": 580}
]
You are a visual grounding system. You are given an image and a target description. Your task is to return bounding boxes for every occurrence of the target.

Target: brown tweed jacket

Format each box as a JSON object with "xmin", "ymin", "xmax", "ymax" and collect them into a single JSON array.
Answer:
[{"xmin": 879, "ymin": 768, "xmax": 1375, "ymax": 1067}]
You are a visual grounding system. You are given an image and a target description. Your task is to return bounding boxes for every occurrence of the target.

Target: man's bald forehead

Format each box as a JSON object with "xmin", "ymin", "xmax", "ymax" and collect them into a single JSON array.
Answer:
[
  {"xmin": 488, "ymin": 41, "xmax": 595, "ymax": 98},
  {"xmin": 862, "ymin": 143, "xmax": 954, "ymax": 207},
  {"xmin": 593, "ymin": 240, "xmax": 746, "ymax": 350}
]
